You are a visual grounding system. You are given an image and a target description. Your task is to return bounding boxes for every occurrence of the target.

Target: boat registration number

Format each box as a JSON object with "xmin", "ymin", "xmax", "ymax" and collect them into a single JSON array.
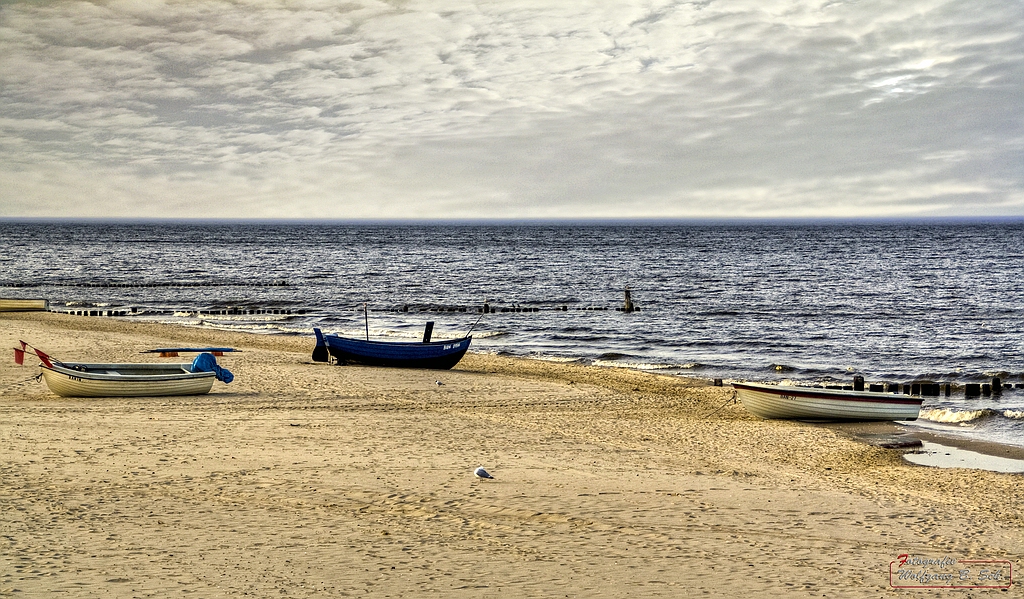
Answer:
[{"xmin": 443, "ymin": 342, "xmax": 462, "ymax": 350}]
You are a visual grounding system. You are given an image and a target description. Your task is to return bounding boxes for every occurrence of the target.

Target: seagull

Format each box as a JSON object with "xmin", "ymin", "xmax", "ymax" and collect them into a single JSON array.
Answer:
[
  {"xmin": 435, "ymin": 380, "xmax": 444, "ymax": 386},
  {"xmin": 474, "ymin": 466, "xmax": 493, "ymax": 479}
]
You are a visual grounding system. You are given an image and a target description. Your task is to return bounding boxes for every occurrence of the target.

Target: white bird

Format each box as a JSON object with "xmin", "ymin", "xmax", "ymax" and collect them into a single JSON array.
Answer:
[
  {"xmin": 474, "ymin": 466, "xmax": 493, "ymax": 479},
  {"xmin": 435, "ymin": 380, "xmax": 444, "ymax": 386}
]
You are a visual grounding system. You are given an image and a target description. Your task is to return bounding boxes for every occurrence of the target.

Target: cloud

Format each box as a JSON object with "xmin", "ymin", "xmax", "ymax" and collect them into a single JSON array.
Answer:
[{"xmin": 0, "ymin": 0, "xmax": 1022, "ymax": 219}]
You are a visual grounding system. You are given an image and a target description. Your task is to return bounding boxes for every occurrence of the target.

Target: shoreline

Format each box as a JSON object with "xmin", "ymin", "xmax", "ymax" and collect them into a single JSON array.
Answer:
[
  {"xmin": 2, "ymin": 311, "xmax": 1021, "ymax": 596},
  {"xmin": 15, "ymin": 301, "xmax": 1024, "ymax": 388},
  {"xmin": 7, "ymin": 310, "xmax": 1024, "ymax": 464},
  {"xmin": 11, "ymin": 310, "xmax": 1023, "ymax": 464},
  {"xmin": 8, "ymin": 311, "xmax": 1024, "ymax": 464}
]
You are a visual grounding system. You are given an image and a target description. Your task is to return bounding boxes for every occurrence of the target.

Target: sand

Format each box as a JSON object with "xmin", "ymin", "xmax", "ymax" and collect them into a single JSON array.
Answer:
[{"xmin": 1, "ymin": 312, "xmax": 1021, "ymax": 598}]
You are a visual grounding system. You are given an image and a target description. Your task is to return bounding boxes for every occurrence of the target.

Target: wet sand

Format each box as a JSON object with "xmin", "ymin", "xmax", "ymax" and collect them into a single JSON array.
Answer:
[
  {"xmin": 825, "ymin": 419, "xmax": 1024, "ymax": 462},
  {"xmin": 2, "ymin": 312, "xmax": 1022, "ymax": 597}
]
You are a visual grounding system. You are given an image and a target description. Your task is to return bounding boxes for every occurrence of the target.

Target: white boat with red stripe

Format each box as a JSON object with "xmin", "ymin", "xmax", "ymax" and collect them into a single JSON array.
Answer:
[{"xmin": 732, "ymin": 381, "xmax": 923, "ymax": 421}]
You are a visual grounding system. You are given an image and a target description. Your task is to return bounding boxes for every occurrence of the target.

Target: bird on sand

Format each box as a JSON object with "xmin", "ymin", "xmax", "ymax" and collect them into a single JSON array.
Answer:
[
  {"xmin": 435, "ymin": 380, "xmax": 444, "ymax": 386},
  {"xmin": 474, "ymin": 466, "xmax": 493, "ymax": 479}
]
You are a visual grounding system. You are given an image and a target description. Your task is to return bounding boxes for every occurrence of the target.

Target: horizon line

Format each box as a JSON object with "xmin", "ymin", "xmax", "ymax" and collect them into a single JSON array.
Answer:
[{"xmin": 3, "ymin": 216, "xmax": 1024, "ymax": 226}]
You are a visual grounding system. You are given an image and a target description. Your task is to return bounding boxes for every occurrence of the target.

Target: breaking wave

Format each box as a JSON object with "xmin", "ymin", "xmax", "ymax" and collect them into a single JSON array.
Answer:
[
  {"xmin": 919, "ymin": 408, "xmax": 991, "ymax": 424},
  {"xmin": 532, "ymin": 355, "xmax": 584, "ymax": 363},
  {"xmin": 593, "ymin": 359, "xmax": 676, "ymax": 371}
]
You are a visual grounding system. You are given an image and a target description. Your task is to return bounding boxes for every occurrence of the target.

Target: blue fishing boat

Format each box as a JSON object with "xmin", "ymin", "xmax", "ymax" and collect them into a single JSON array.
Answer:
[{"xmin": 312, "ymin": 322, "xmax": 471, "ymax": 369}]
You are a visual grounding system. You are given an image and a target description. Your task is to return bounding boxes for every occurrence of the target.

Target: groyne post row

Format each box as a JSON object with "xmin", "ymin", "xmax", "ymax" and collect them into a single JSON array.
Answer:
[
  {"xmin": 49, "ymin": 304, "xmax": 635, "ymax": 316},
  {"xmin": 401, "ymin": 301, "xmax": 641, "ymax": 314},
  {"xmin": 851, "ymin": 376, "xmax": 1022, "ymax": 397},
  {"xmin": 17, "ymin": 288, "xmax": 640, "ymax": 314},
  {"xmin": 5, "ymin": 280, "xmax": 292, "ymax": 288},
  {"xmin": 51, "ymin": 308, "xmax": 307, "ymax": 317},
  {"xmin": 395, "ymin": 290, "xmax": 640, "ymax": 313}
]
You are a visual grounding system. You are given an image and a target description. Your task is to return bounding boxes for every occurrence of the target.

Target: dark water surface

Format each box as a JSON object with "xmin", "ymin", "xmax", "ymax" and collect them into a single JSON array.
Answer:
[{"xmin": 3, "ymin": 220, "xmax": 1023, "ymax": 447}]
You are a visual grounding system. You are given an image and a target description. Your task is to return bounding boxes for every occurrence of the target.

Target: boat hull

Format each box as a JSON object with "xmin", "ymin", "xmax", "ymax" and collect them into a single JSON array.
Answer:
[
  {"xmin": 732, "ymin": 382, "xmax": 922, "ymax": 421},
  {"xmin": 40, "ymin": 362, "xmax": 215, "ymax": 397},
  {"xmin": 0, "ymin": 298, "xmax": 48, "ymax": 312},
  {"xmin": 322, "ymin": 335, "xmax": 471, "ymax": 370}
]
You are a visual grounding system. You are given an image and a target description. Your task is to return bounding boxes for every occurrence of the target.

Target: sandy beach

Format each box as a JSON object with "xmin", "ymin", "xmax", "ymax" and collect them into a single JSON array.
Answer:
[{"xmin": 2, "ymin": 312, "xmax": 1021, "ymax": 597}]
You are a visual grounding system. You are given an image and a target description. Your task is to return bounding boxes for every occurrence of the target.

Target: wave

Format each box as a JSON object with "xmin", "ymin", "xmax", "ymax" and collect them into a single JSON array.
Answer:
[
  {"xmin": 1003, "ymin": 410, "xmax": 1024, "ymax": 420},
  {"xmin": 179, "ymin": 313, "xmax": 292, "ymax": 322},
  {"xmin": 550, "ymin": 334, "xmax": 611, "ymax": 342},
  {"xmin": 592, "ymin": 359, "xmax": 676, "ymax": 371},
  {"xmin": 531, "ymin": 355, "xmax": 584, "ymax": 364},
  {"xmin": 596, "ymin": 352, "xmax": 631, "ymax": 361},
  {"xmin": 467, "ymin": 330, "xmax": 506, "ymax": 339},
  {"xmin": 919, "ymin": 408, "xmax": 992, "ymax": 424},
  {"xmin": 165, "ymin": 320, "xmax": 291, "ymax": 334}
]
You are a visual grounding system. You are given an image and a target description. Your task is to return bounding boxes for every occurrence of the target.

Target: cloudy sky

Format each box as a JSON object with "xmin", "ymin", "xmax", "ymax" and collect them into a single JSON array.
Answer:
[{"xmin": 1, "ymin": 0, "xmax": 1022, "ymax": 220}]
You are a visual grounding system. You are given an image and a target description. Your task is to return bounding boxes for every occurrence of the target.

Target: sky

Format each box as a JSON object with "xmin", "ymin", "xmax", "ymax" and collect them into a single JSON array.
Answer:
[{"xmin": 1, "ymin": 0, "xmax": 1022, "ymax": 220}]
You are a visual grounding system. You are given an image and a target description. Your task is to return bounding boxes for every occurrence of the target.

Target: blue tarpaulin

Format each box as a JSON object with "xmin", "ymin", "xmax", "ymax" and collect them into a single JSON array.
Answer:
[{"xmin": 190, "ymin": 352, "xmax": 234, "ymax": 383}]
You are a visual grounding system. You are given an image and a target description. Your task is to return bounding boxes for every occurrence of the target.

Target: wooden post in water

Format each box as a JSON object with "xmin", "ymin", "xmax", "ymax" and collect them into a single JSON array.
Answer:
[
  {"xmin": 423, "ymin": 321, "xmax": 434, "ymax": 343},
  {"xmin": 623, "ymin": 287, "xmax": 634, "ymax": 313},
  {"xmin": 853, "ymin": 376, "xmax": 864, "ymax": 391},
  {"xmin": 965, "ymin": 383, "xmax": 981, "ymax": 397},
  {"xmin": 993, "ymin": 377, "xmax": 1002, "ymax": 395}
]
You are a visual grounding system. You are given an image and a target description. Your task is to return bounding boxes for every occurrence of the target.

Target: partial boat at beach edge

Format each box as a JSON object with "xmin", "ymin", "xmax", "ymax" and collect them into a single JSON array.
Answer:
[{"xmin": 0, "ymin": 298, "xmax": 49, "ymax": 312}]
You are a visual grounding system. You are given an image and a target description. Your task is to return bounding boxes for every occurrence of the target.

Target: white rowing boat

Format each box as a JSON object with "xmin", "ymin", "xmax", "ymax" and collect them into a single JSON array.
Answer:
[
  {"xmin": 732, "ymin": 381, "xmax": 923, "ymax": 421},
  {"xmin": 40, "ymin": 362, "xmax": 216, "ymax": 397}
]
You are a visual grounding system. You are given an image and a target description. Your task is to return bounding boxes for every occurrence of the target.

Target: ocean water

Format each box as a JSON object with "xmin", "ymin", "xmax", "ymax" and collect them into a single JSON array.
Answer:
[{"xmin": 3, "ymin": 220, "xmax": 1023, "ymax": 448}]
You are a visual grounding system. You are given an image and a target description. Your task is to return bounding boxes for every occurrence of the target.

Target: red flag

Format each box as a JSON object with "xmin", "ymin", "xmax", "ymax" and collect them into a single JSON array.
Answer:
[
  {"xmin": 14, "ymin": 348, "xmax": 25, "ymax": 365},
  {"xmin": 34, "ymin": 349, "xmax": 53, "ymax": 368}
]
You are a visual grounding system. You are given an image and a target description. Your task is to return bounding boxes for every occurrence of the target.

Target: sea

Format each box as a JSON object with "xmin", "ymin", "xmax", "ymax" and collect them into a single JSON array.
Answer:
[{"xmin": 3, "ymin": 220, "xmax": 1023, "ymax": 450}]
